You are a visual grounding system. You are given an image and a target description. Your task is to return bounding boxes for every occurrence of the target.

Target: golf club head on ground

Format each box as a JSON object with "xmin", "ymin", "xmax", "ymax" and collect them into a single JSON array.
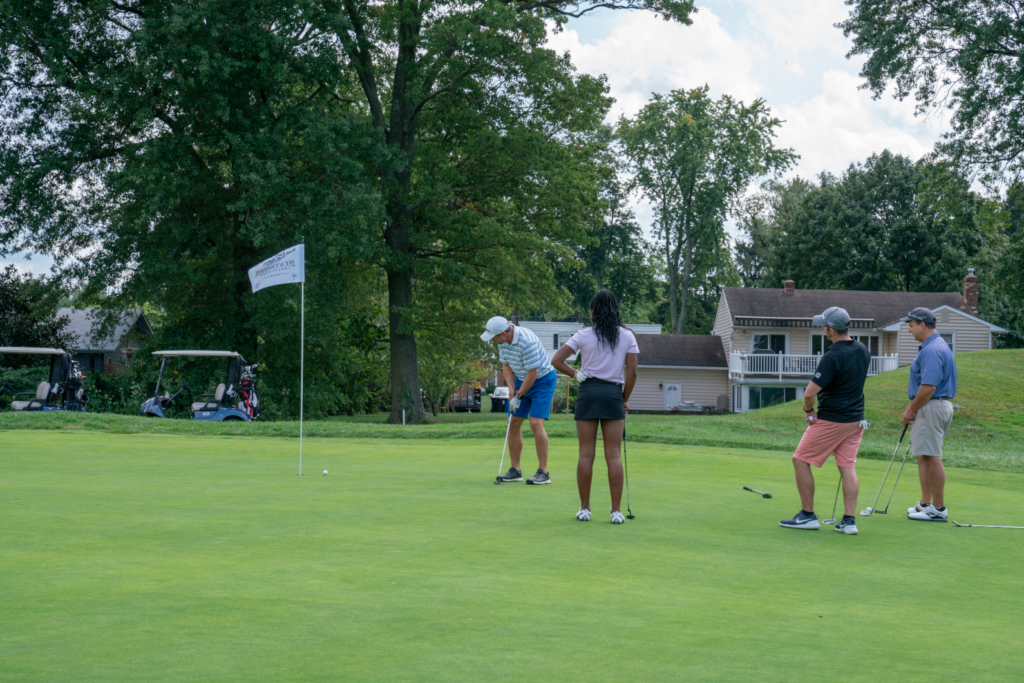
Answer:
[{"xmin": 822, "ymin": 518, "xmax": 836, "ymax": 525}]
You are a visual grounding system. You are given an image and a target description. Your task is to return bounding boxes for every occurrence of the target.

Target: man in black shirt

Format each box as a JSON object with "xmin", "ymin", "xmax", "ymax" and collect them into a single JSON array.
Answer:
[{"xmin": 780, "ymin": 306, "xmax": 871, "ymax": 535}]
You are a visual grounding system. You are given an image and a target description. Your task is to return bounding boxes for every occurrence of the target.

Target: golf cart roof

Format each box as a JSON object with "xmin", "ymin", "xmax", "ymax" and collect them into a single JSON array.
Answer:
[
  {"xmin": 152, "ymin": 350, "xmax": 241, "ymax": 358},
  {"xmin": 0, "ymin": 347, "xmax": 67, "ymax": 355}
]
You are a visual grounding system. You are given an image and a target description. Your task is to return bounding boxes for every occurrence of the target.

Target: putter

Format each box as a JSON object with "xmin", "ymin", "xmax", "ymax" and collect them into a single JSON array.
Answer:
[
  {"xmin": 623, "ymin": 422, "xmax": 634, "ymax": 519},
  {"xmin": 743, "ymin": 487, "xmax": 772, "ymax": 499},
  {"xmin": 861, "ymin": 425, "xmax": 909, "ymax": 516},
  {"xmin": 493, "ymin": 412, "xmax": 513, "ymax": 484},
  {"xmin": 822, "ymin": 474, "xmax": 841, "ymax": 525},
  {"xmin": 952, "ymin": 520, "xmax": 1024, "ymax": 529}
]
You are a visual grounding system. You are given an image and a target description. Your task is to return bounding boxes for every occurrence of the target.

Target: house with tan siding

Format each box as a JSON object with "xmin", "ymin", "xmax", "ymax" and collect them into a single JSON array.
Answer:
[
  {"xmin": 714, "ymin": 270, "xmax": 1005, "ymax": 412},
  {"xmin": 630, "ymin": 334, "xmax": 730, "ymax": 412}
]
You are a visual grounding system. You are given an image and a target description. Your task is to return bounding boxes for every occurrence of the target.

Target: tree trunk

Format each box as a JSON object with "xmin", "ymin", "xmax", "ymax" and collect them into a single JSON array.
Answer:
[
  {"xmin": 386, "ymin": 266, "xmax": 428, "ymax": 424},
  {"xmin": 676, "ymin": 231, "xmax": 694, "ymax": 334},
  {"xmin": 665, "ymin": 218, "xmax": 679, "ymax": 333}
]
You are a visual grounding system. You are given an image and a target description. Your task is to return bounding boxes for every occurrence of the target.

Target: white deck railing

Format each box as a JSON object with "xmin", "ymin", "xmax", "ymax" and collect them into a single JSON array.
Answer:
[{"xmin": 729, "ymin": 352, "xmax": 898, "ymax": 381}]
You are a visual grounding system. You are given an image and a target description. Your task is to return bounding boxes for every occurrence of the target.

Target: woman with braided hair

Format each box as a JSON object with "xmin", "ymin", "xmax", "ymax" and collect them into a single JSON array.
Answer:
[{"xmin": 551, "ymin": 289, "xmax": 639, "ymax": 524}]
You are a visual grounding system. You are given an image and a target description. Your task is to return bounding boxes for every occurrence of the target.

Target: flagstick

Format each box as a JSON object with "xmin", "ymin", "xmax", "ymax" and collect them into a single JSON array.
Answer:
[{"xmin": 299, "ymin": 278, "xmax": 305, "ymax": 476}]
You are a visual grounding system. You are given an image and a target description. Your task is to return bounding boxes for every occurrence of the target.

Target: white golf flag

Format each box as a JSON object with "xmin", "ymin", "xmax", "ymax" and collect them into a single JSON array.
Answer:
[{"xmin": 248, "ymin": 244, "xmax": 305, "ymax": 293}]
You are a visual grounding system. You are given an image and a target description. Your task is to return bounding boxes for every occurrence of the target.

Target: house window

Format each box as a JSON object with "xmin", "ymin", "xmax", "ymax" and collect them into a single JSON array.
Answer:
[
  {"xmin": 553, "ymin": 334, "xmax": 558, "ymax": 348},
  {"xmin": 852, "ymin": 335, "xmax": 880, "ymax": 356},
  {"xmin": 811, "ymin": 334, "xmax": 833, "ymax": 355},
  {"xmin": 748, "ymin": 386, "xmax": 797, "ymax": 410},
  {"xmin": 939, "ymin": 332, "xmax": 955, "ymax": 352},
  {"xmin": 752, "ymin": 334, "xmax": 786, "ymax": 354}
]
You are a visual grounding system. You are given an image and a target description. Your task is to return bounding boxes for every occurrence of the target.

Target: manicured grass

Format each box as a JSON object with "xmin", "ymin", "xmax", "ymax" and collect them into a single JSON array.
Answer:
[
  {"xmin": 1, "ymin": 432, "xmax": 1023, "ymax": 681},
  {"xmin": 3, "ymin": 349, "xmax": 1022, "ymax": 472}
]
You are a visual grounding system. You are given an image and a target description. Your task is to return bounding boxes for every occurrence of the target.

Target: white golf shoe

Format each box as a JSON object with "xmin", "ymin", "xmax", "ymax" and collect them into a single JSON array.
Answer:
[
  {"xmin": 576, "ymin": 508, "xmax": 591, "ymax": 522},
  {"xmin": 908, "ymin": 504, "xmax": 948, "ymax": 522},
  {"xmin": 907, "ymin": 501, "xmax": 926, "ymax": 514},
  {"xmin": 610, "ymin": 509, "xmax": 625, "ymax": 524}
]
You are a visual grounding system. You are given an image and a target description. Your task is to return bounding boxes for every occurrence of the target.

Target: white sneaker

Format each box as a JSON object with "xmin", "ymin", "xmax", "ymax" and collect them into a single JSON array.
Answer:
[
  {"xmin": 576, "ymin": 508, "xmax": 591, "ymax": 522},
  {"xmin": 908, "ymin": 504, "xmax": 948, "ymax": 522},
  {"xmin": 907, "ymin": 501, "xmax": 926, "ymax": 514},
  {"xmin": 610, "ymin": 509, "xmax": 625, "ymax": 524}
]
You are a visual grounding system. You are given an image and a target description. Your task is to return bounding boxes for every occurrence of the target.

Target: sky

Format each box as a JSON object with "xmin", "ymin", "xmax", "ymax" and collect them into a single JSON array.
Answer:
[
  {"xmin": 548, "ymin": 0, "xmax": 949, "ymax": 238},
  {"xmin": 3, "ymin": 2, "xmax": 946, "ymax": 274}
]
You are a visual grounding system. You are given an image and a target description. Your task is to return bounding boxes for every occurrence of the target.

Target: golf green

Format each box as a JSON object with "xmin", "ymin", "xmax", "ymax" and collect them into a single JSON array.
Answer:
[{"xmin": 1, "ymin": 431, "xmax": 1022, "ymax": 682}]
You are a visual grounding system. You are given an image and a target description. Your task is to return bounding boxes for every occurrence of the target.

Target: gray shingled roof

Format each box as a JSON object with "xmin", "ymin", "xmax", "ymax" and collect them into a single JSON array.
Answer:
[
  {"xmin": 635, "ymin": 334, "xmax": 728, "ymax": 368},
  {"xmin": 57, "ymin": 308, "xmax": 153, "ymax": 352},
  {"xmin": 721, "ymin": 287, "xmax": 967, "ymax": 329}
]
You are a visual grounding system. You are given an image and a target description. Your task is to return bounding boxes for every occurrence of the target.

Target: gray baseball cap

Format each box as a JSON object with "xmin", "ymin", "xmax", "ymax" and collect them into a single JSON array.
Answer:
[{"xmin": 812, "ymin": 306, "xmax": 851, "ymax": 331}]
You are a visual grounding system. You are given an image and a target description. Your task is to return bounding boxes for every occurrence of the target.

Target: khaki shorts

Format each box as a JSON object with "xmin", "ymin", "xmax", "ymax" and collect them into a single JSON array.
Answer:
[{"xmin": 911, "ymin": 399, "xmax": 954, "ymax": 457}]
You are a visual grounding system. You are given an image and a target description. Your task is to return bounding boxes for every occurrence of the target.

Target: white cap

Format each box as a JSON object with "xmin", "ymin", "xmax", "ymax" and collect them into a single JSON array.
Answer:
[{"xmin": 481, "ymin": 316, "xmax": 510, "ymax": 342}]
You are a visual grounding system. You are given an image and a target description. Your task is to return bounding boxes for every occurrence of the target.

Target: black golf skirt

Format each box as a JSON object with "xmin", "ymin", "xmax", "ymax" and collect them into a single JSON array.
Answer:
[{"xmin": 574, "ymin": 378, "xmax": 625, "ymax": 421}]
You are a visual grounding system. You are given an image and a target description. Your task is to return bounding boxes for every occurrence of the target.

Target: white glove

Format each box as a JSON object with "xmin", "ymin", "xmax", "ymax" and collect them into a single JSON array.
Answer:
[
  {"xmin": 510, "ymin": 396, "xmax": 522, "ymax": 412},
  {"xmin": 574, "ymin": 369, "xmax": 589, "ymax": 383}
]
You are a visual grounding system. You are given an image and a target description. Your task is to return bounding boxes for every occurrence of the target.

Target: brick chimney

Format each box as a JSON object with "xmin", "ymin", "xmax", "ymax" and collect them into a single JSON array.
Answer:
[
  {"xmin": 963, "ymin": 268, "xmax": 979, "ymax": 315},
  {"xmin": 783, "ymin": 279, "xmax": 795, "ymax": 296}
]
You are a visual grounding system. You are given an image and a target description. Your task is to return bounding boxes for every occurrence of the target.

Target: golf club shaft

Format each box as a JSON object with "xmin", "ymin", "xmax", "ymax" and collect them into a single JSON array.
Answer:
[
  {"xmin": 498, "ymin": 412, "xmax": 512, "ymax": 475},
  {"xmin": 623, "ymin": 421, "xmax": 633, "ymax": 517},
  {"xmin": 826, "ymin": 474, "xmax": 841, "ymax": 523},
  {"xmin": 953, "ymin": 521, "xmax": 1024, "ymax": 529},
  {"xmin": 881, "ymin": 441, "xmax": 913, "ymax": 513},
  {"xmin": 868, "ymin": 425, "xmax": 909, "ymax": 512}
]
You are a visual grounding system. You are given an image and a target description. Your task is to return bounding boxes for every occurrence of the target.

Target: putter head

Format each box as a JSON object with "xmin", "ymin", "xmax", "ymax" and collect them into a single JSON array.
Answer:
[
  {"xmin": 875, "ymin": 509, "xmax": 888, "ymax": 514},
  {"xmin": 626, "ymin": 513, "xmax": 635, "ymax": 519},
  {"xmin": 822, "ymin": 518, "xmax": 836, "ymax": 525},
  {"xmin": 762, "ymin": 493, "xmax": 772, "ymax": 499}
]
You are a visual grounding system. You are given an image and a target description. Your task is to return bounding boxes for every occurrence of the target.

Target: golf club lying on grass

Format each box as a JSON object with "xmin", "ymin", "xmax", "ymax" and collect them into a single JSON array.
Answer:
[
  {"xmin": 743, "ymin": 487, "xmax": 772, "ymax": 499},
  {"xmin": 493, "ymin": 412, "xmax": 513, "ymax": 484},
  {"xmin": 822, "ymin": 474, "xmax": 841, "ymax": 525},
  {"xmin": 952, "ymin": 520, "xmax": 1024, "ymax": 529},
  {"xmin": 624, "ymin": 422, "xmax": 635, "ymax": 519},
  {"xmin": 861, "ymin": 424, "xmax": 910, "ymax": 516}
]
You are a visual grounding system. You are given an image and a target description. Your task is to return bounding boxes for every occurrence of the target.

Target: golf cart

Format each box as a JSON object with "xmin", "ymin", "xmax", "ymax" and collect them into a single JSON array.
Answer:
[
  {"xmin": 0, "ymin": 347, "xmax": 88, "ymax": 412},
  {"xmin": 140, "ymin": 350, "xmax": 259, "ymax": 421}
]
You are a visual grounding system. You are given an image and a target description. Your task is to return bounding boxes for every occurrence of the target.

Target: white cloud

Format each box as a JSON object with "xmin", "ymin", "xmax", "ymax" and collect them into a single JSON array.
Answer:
[
  {"xmin": 548, "ymin": 10, "xmax": 760, "ymax": 120},
  {"xmin": 550, "ymin": 4, "xmax": 949, "ymax": 238}
]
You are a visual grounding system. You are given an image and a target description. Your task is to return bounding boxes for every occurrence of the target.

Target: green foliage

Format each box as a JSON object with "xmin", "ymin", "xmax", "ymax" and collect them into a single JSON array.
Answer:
[
  {"xmin": 771, "ymin": 152, "xmax": 1000, "ymax": 293},
  {"xmin": 840, "ymin": 0, "xmax": 1024, "ymax": 177},
  {"xmin": 733, "ymin": 178, "xmax": 812, "ymax": 288},
  {"xmin": 0, "ymin": 265, "xmax": 75, "ymax": 368},
  {"xmin": 416, "ymin": 335, "xmax": 486, "ymax": 417},
  {"xmin": 618, "ymin": 86, "xmax": 795, "ymax": 333}
]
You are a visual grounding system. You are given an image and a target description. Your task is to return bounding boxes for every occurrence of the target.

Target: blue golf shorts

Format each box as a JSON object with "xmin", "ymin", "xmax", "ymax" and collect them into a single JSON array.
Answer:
[{"xmin": 512, "ymin": 371, "xmax": 557, "ymax": 421}]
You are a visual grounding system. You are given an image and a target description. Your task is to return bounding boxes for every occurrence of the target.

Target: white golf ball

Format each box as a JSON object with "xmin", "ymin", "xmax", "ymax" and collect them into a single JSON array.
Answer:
[{"xmin": 323, "ymin": 470, "xmax": 328, "ymax": 476}]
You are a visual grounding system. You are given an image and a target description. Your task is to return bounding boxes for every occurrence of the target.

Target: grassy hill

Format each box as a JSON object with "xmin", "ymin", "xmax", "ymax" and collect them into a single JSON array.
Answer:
[{"xmin": 2, "ymin": 349, "xmax": 1022, "ymax": 472}]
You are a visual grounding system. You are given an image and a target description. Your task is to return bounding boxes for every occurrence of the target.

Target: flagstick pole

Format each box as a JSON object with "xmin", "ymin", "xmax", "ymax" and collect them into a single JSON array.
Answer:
[{"xmin": 300, "ymin": 278, "xmax": 304, "ymax": 476}]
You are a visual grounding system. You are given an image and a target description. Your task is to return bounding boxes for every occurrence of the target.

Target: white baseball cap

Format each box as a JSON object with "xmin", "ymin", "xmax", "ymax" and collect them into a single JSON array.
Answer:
[{"xmin": 480, "ymin": 316, "xmax": 510, "ymax": 342}]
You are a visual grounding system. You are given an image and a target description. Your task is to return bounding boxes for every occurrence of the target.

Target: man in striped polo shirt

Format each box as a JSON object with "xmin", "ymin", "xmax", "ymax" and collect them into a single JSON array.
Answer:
[{"xmin": 481, "ymin": 316, "xmax": 556, "ymax": 485}]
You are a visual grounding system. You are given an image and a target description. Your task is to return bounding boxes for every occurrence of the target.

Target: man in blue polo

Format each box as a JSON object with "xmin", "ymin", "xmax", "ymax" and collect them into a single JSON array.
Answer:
[
  {"xmin": 901, "ymin": 307, "xmax": 957, "ymax": 522},
  {"xmin": 482, "ymin": 316, "xmax": 557, "ymax": 485}
]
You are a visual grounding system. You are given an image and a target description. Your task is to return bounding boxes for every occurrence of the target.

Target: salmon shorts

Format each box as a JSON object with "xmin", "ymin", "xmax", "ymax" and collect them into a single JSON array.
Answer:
[{"xmin": 793, "ymin": 419, "xmax": 864, "ymax": 468}]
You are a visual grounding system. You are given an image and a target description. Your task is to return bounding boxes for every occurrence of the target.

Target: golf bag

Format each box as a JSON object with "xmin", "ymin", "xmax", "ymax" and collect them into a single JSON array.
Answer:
[
  {"xmin": 46, "ymin": 352, "xmax": 88, "ymax": 412},
  {"xmin": 229, "ymin": 357, "xmax": 260, "ymax": 421}
]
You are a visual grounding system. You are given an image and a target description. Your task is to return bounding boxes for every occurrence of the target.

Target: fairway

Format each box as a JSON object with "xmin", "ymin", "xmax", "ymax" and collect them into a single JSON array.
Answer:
[{"xmin": 1, "ymin": 432, "xmax": 1022, "ymax": 682}]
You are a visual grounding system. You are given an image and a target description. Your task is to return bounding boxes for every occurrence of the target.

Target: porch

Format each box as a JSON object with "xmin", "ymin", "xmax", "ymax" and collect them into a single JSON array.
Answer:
[{"xmin": 728, "ymin": 351, "xmax": 899, "ymax": 383}]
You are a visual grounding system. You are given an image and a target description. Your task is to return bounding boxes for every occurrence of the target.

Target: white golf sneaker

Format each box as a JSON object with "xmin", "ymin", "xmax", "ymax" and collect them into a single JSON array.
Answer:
[
  {"xmin": 610, "ymin": 509, "xmax": 625, "ymax": 524},
  {"xmin": 908, "ymin": 504, "xmax": 948, "ymax": 522},
  {"xmin": 576, "ymin": 508, "xmax": 591, "ymax": 522},
  {"xmin": 907, "ymin": 501, "xmax": 926, "ymax": 514}
]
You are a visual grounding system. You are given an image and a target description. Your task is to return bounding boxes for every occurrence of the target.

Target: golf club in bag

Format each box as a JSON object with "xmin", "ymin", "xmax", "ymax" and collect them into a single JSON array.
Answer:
[
  {"xmin": 494, "ymin": 412, "xmax": 513, "ymax": 484},
  {"xmin": 861, "ymin": 424, "xmax": 910, "ymax": 516},
  {"xmin": 623, "ymin": 422, "xmax": 634, "ymax": 519}
]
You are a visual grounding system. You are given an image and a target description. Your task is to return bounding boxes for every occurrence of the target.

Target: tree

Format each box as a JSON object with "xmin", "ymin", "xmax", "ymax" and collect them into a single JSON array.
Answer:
[
  {"xmin": 0, "ymin": 265, "xmax": 74, "ymax": 369},
  {"xmin": 840, "ymin": 0, "xmax": 1024, "ymax": 176},
  {"xmin": 775, "ymin": 151, "xmax": 1000, "ymax": 293},
  {"xmin": 0, "ymin": 0, "xmax": 695, "ymax": 424},
  {"xmin": 733, "ymin": 178, "xmax": 812, "ymax": 288},
  {"xmin": 618, "ymin": 86, "xmax": 795, "ymax": 333},
  {"xmin": 417, "ymin": 335, "xmax": 484, "ymax": 417}
]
